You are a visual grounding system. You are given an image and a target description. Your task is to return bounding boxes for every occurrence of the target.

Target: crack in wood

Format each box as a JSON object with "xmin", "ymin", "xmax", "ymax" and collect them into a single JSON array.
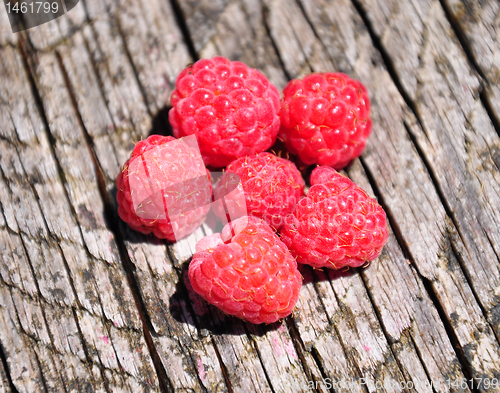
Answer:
[
  {"xmin": 347, "ymin": 0, "xmax": 429, "ymax": 140},
  {"xmin": 164, "ymin": 244, "xmax": 236, "ymax": 393},
  {"xmin": 406, "ymin": 332, "xmax": 440, "ymax": 393},
  {"xmin": 259, "ymin": 1, "xmax": 294, "ymax": 81},
  {"xmin": 247, "ymin": 335, "xmax": 277, "ymax": 393},
  {"xmin": 307, "ymin": 267, "xmax": 368, "ymax": 386},
  {"xmin": 32, "ymin": 349, "xmax": 50, "ymax": 393},
  {"xmin": 168, "ymin": 0, "xmax": 198, "ymax": 62},
  {"xmin": 71, "ymin": 308, "xmax": 112, "ymax": 393},
  {"xmin": 356, "ymin": 270, "xmax": 417, "ymax": 385},
  {"xmin": 358, "ymin": 153, "xmax": 499, "ymax": 384},
  {"xmin": 0, "ymin": 338, "xmax": 20, "ymax": 393},
  {"xmin": 0, "ymin": 158, "xmax": 80, "ymax": 390},
  {"xmin": 480, "ymin": 89, "xmax": 500, "ymax": 141},
  {"xmin": 438, "ymin": 0, "xmax": 487, "ymax": 82},
  {"xmin": 5, "ymin": 36, "xmax": 158, "ymax": 391},
  {"xmin": 419, "ymin": 273, "xmax": 480, "ymax": 393},
  {"xmin": 211, "ymin": 335, "xmax": 234, "ymax": 393},
  {"xmin": 285, "ymin": 317, "xmax": 327, "ymax": 393},
  {"xmin": 112, "ymin": 16, "xmax": 155, "ymax": 119}
]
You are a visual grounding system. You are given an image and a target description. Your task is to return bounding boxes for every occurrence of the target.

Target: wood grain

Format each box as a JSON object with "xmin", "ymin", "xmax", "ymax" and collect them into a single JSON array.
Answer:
[
  {"xmin": 173, "ymin": 0, "xmax": 476, "ymax": 390},
  {"xmin": 436, "ymin": 0, "xmax": 500, "ymax": 125},
  {"xmin": 262, "ymin": 0, "xmax": 500, "ymax": 385},
  {"xmin": 0, "ymin": 42, "xmax": 156, "ymax": 392},
  {"xmin": 1, "ymin": 0, "xmax": 500, "ymax": 390},
  {"xmin": 355, "ymin": 0, "xmax": 500, "ymax": 342}
]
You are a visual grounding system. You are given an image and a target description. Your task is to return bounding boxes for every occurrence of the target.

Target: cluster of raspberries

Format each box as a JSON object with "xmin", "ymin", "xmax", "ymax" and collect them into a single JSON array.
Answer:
[{"xmin": 116, "ymin": 57, "xmax": 388, "ymax": 324}]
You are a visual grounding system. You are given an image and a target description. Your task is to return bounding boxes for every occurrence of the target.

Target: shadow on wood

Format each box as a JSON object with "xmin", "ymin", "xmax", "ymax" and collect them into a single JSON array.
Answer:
[
  {"xmin": 298, "ymin": 264, "xmax": 356, "ymax": 285},
  {"xmin": 148, "ymin": 105, "xmax": 174, "ymax": 138},
  {"xmin": 107, "ymin": 184, "xmax": 170, "ymax": 246},
  {"xmin": 169, "ymin": 260, "xmax": 283, "ymax": 336}
]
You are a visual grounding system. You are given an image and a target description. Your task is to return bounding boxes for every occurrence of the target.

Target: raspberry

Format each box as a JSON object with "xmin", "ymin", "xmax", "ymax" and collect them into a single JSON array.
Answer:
[
  {"xmin": 188, "ymin": 217, "xmax": 302, "ymax": 324},
  {"xmin": 279, "ymin": 73, "xmax": 372, "ymax": 169},
  {"xmin": 169, "ymin": 57, "xmax": 281, "ymax": 167},
  {"xmin": 214, "ymin": 152, "xmax": 305, "ymax": 230},
  {"xmin": 116, "ymin": 135, "xmax": 211, "ymax": 241},
  {"xmin": 280, "ymin": 166, "xmax": 388, "ymax": 269}
]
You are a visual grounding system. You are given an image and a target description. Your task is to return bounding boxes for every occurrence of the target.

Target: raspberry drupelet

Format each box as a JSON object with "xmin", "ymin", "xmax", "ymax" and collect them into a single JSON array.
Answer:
[
  {"xmin": 169, "ymin": 57, "xmax": 281, "ymax": 167},
  {"xmin": 214, "ymin": 152, "xmax": 305, "ymax": 230},
  {"xmin": 116, "ymin": 135, "xmax": 211, "ymax": 241},
  {"xmin": 279, "ymin": 73, "xmax": 372, "ymax": 169},
  {"xmin": 280, "ymin": 166, "xmax": 388, "ymax": 269},
  {"xmin": 188, "ymin": 217, "xmax": 302, "ymax": 324}
]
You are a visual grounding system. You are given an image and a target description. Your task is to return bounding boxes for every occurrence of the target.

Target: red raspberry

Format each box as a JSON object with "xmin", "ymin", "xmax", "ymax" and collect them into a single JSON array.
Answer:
[
  {"xmin": 279, "ymin": 73, "xmax": 372, "ymax": 169},
  {"xmin": 280, "ymin": 166, "xmax": 388, "ymax": 269},
  {"xmin": 169, "ymin": 57, "xmax": 281, "ymax": 167},
  {"xmin": 214, "ymin": 153, "xmax": 305, "ymax": 230},
  {"xmin": 116, "ymin": 135, "xmax": 211, "ymax": 241},
  {"xmin": 188, "ymin": 217, "xmax": 302, "ymax": 324}
]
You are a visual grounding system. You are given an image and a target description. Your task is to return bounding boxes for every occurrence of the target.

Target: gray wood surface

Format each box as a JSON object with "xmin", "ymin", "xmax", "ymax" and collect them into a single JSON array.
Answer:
[{"xmin": 0, "ymin": 0, "xmax": 499, "ymax": 392}]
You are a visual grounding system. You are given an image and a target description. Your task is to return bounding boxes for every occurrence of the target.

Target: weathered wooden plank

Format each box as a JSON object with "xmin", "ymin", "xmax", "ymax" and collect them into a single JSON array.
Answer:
[
  {"xmin": 13, "ymin": 42, "xmax": 161, "ymax": 391},
  {"xmin": 0, "ymin": 355, "xmax": 11, "ymax": 393},
  {"xmin": 1, "ymin": 42, "xmax": 139, "ymax": 329},
  {"xmin": 0, "ymin": 286, "xmax": 52, "ymax": 393},
  {"xmin": 176, "ymin": 0, "xmax": 287, "ymax": 90},
  {"xmin": 263, "ymin": 0, "xmax": 500, "ymax": 384},
  {"xmin": 169, "ymin": 2, "xmax": 386, "ymax": 389},
  {"xmin": 0, "ymin": 41, "xmax": 159, "ymax": 391},
  {"xmin": 355, "ymin": 0, "xmax": 500, "ymax": 339},
  {"xmin": 348, "ymin": 161, "xmax": 468, "ymax": 393},
  {"xmin": 72, "ymin": 0, "xmax": 322, "ymax": 390},
  {"xmin": 171, "ymin": 234, "xmax": 317, "ymax": 393},
  {"xmin": 2, "ymin": 0, "xmax": 499, "ymax": 390},
  {"xmin": 437, "ymin": 0, "xmax": 500, "ymax": 123},
  {"xmin": 83, "ymin": 0, "xmax": 191, "ymax": 112},
  {"xmin": 21, "ymin": 2, "xmax": 233, "ymax": 389},
  {"xmin": 19, "ymin": 43, "xmax": 139, "ymax": 325},
  {"xmin": 172, "ymin": 0, "xmax": 432, "ymax": 390},
  {"xmin": 0, "ymin": 362, "xmax": 11, "ymax": 393}
]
